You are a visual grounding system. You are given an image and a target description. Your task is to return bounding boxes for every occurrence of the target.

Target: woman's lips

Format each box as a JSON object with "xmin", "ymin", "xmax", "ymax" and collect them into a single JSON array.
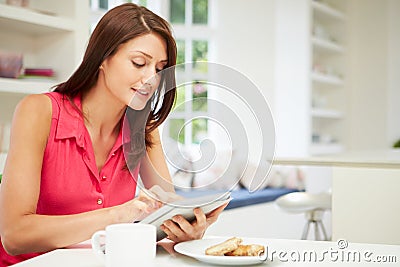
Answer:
[{"xmin": 131, "ymin": 88, "xmax": 149, "ymax": 96}]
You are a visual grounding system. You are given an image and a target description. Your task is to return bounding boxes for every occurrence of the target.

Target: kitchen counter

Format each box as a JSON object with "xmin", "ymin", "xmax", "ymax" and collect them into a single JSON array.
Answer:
[
  {"xmin": 274, "ymin": 150, "xmax": 400, "ymax": 245},
  {"xmin": 12, "ymin": 237, "xmax": 400, "ymax": 266},
  {"xmin": 274, "ymin": 149, "xmax": 400, "ymax": 169}
]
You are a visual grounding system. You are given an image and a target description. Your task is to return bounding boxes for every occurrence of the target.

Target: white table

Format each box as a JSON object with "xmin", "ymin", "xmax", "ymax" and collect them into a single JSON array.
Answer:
[
  {"xmin": 12, "ymin": 238, "xmax": 400, "ymax": 267},
  {"xmin": 275, "ymin": 149, "xmax": 400, "ymax": 245}
]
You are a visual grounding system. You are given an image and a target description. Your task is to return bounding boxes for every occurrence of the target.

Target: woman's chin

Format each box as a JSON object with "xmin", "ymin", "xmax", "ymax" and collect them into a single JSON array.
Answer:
[
  {"xmin": 128, "ymin": 93, "xmax": 150, "ymax": 111},
  {"xmin": 128, "ymin": 101, "xmax": 147, "ymax": 111}
]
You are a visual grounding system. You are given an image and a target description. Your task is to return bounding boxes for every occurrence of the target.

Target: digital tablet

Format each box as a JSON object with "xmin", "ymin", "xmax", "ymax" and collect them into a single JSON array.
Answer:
[{"xmin": 138, "ymin": 192, "xmax": 231, "ymax": 241}]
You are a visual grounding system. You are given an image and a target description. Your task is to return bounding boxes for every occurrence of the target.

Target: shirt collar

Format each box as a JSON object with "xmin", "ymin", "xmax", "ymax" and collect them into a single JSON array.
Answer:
[{"xmin": 55, "ymin": 94, "xmax": 85, "ymax": 147}]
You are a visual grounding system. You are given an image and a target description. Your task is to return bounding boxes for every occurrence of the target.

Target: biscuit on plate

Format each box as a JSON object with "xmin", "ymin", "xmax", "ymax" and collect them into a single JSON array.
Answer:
[
  {"xmin": 225, "ymin": 244, "xmax": 265, "ymax": 256},
  {"xmin": 205, "ymin": 237, "xmax": 243, "ymax": 256}
]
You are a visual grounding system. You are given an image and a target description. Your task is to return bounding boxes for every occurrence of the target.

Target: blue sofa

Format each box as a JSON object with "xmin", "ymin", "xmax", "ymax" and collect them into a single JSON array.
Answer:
[{"xmin": 176, "ymin": 187, "xmax": 300, "ymax": 210}]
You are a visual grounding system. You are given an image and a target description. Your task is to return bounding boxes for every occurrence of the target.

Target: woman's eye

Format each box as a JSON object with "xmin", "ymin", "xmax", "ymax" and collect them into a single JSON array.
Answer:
[
  {"xmin": 132, "ymin": 61, "xmax": 145, "ymax": 68},
  {"xmin": 156, "ymin": 65, "xmax": 167, "ymax": 73}
]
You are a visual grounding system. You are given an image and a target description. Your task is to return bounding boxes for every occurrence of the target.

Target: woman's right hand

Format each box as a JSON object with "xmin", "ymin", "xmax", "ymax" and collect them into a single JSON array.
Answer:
[{"xmin": 116, "ymin": 190, "xmax": 163, "ymax": 223}]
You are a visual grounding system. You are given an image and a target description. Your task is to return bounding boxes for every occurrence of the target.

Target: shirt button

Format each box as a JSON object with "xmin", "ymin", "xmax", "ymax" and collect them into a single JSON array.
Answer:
[
  {"xmin": 97, "ymin": 198, "xmax": 103, "ymax": 205},
  {"xmin": 101, "ymin": 175, "xmax": 107, "ymax": 180},
  {"xmin": 111, "ymin": 152, "xmax": 116, "ymax": 156}
]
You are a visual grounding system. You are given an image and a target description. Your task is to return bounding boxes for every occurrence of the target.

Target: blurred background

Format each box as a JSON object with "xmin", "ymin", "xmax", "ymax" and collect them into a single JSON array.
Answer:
[
  {"xmin": 0, "ymin": 0, "xmax": 399, "ymax": 240},
  {"xmin": 1, "ymin": 0, "xmax": 399, "ymax": 163}
]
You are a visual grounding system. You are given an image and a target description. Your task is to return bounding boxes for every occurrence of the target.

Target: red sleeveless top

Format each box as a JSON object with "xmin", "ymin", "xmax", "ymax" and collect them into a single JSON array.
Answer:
[{"xmin": 0, "ymin": 92, "xmax": 139, "ymax": 266}]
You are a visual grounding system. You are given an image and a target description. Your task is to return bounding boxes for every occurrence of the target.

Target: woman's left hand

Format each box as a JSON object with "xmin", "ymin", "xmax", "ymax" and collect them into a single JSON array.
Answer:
[{"xmin": 160, "ymin": 203, "xmax": 229, "ymax": 242}]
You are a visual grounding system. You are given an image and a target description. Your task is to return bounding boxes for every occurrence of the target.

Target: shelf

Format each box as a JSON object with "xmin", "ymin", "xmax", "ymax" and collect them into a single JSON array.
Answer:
[
  {"xmin": 0, "ymin": 0, "xmax": 87, "ymax": 161},
  {"xmin": 311, "ymin": 108, "xmax": 343, "ymax": 119},
  {"xmin": 311, "ymin": 1, "xmax": 345, "ymax": 21},
  {"xmin": 310, "ymin": 143, "xmax": 344, "ymax": 155},
  {"xmin": 0, "ymin": 3, "xmax": 76, "ymax": 35},
  {"xmin": 0, "ymin": 77, "xmax": 55, "ymax": 94},
  {"xmin": 312, "ymin": 36, "xmax": 344, "ymax": 53},
  {"xmin": 311, "ymin": 72, "xmax": 343, "ymax": 85},
  {"xmin": 309, "ymin": 0, "xmax": 346, "ymax": 157}
]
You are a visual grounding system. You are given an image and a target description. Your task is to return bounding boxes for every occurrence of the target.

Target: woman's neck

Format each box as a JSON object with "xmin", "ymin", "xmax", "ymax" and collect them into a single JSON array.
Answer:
[{"xmin": 81, "ymin": 86, "xmax": 126, "ymax": 139}]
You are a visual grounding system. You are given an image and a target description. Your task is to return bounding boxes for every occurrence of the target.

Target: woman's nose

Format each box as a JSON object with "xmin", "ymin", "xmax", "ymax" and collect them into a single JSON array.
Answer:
[
  {"xmin": 141, "ymin": 67, "xmax": 159, "ymax": 88},
  {"xmin": 141, "ymin": 67, "xmax": 156, "ymax": 83}
]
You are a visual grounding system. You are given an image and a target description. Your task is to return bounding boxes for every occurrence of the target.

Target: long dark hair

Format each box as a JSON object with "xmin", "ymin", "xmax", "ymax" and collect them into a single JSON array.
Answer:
[{"xmin": 54, "ymin": 3, "xmax": 177, "ymax": 148}]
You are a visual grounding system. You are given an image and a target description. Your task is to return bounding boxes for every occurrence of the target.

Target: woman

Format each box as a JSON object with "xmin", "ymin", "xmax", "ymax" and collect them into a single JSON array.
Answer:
[{"xmin": 0, "ymin": 3, "xmax": 226, "ymax": 266}]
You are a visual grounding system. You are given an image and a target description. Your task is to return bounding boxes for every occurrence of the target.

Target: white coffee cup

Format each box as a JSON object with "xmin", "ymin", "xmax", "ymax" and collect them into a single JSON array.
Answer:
[{"xmin": 91, "ymin": 223, "xmax": 156, "ymax": 267}]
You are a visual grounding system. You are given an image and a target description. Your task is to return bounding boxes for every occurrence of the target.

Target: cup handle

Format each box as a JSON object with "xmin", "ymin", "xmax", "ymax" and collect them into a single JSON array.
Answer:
[{"xmin": 91, "ymin": 230, "xmax": 106, "ymax": 260}]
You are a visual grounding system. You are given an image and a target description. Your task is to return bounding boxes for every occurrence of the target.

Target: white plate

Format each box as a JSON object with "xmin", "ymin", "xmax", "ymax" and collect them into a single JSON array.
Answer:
[{"xmin": 174, "ymin": 237, "xmax": 269, "ymax": 266}]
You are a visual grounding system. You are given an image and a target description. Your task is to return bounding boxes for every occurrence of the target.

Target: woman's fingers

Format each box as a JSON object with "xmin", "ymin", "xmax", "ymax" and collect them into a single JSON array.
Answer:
[
  {"xmin": 161, "ymin": 220, "xmax": 183, "ymax": 241},
  {"xmin": 137, "ymin": 190, "xmax": 162, "ymax": 211},
  {"xmin": 171, "ymin": 215, "xmax": 193, "ymax": 234},
  {"xmin": 124, "ymin": 197, "xmax": 160, "ymax": 222},
  {"xmin": 193, "ymin": 208, "xmax": 207, "ymax": 229},
  {"xmin": 160, "ymin": 203, "xmax": 229, "ymax": 242},
  {"xmin": 129, "ymin": 199, "xmax": 150, "ymax": 221},
  {"xmin": 161, "ymin": 209, "xmax": 206, "ymax": 241},
  {"xmin": 160, "ymin": 224, "xmax": 178, "ymax": 241}
]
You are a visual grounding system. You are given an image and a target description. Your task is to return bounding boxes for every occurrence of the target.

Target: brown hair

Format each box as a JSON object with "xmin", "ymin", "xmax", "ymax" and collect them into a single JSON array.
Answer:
[{"xmin": 54, "ymin": 3, "xmax": 177, "ymax": 147}]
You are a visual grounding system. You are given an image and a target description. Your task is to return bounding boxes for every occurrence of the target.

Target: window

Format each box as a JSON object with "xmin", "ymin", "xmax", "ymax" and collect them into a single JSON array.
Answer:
[
  {"xmin": 192, "ymin": 0, "xmax": 208, "ymax": 24},
  {"xmin": 164, "ymin": 0, "xmax": 213, "ymax": 147},
  {"xmin": 90, "ymin": 0, "xmax": 156, "ymax": 32}
]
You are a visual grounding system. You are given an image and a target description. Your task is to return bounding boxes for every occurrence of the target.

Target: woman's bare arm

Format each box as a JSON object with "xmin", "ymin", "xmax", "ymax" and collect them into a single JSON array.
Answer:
[
  {"xmin": 139, "ymin": 128, "xmax": 174, "ymax": 192},
  {"xmin": 0, "ymin": 95, "xmax": 151, "ymax": 255}
]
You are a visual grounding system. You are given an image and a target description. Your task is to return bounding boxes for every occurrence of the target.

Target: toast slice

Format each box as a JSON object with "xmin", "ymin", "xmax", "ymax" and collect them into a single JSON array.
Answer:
[
  {"xmin": 205, "ymin": 237, "xmax": 243, "ymax": 256},
  {"xmin": 225, "ymin": 244, "xmax": 265, "ymax": 256}
]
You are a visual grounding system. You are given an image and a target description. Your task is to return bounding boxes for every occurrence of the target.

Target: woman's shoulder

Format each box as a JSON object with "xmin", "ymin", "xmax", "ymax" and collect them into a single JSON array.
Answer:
[
  {"xmin": 8, "ymin": 94, "xmax": 54, "ymax": 148},
  {"xmin": 17, "ymin": 93, "xmax": 52, "ymax": 112},
  {"xmin": 14, "ymin": 94, "xmax": 52, "ymax": 124}
]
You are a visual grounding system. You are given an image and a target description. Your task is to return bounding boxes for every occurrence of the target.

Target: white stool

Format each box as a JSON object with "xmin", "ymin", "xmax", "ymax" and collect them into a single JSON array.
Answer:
[{"xmin": 275, "ymin": 191, "xmax": 331, "ymax": 241}]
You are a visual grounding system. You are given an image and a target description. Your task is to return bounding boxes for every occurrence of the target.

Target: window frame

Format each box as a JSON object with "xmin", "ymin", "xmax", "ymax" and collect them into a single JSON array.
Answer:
[{"xmin": 162, "ymin": 0, "xmax": 216, "ymax": 146}]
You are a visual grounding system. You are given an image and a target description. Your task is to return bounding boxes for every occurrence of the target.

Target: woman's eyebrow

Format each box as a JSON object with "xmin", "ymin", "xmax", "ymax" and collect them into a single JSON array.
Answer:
[{"xmin": 130, "ymin": 50, "xmax": 168, "ymax": 62}]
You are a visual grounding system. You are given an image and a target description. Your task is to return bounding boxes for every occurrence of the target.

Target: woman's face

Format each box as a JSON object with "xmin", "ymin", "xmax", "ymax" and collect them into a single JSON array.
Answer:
[{"xmin": 100, "ymin": 33, "xmax": 168, "ymax": 110}]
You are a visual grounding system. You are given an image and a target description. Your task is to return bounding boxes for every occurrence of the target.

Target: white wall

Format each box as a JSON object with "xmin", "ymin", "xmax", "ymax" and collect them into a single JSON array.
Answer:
[
  {"xmin": 214, "ymin": 0, "xmax": 313, "ymax": 158},
  {"xmin": 346, "ymin": 0, "xmax": 387, "ymax": 150},
  {"xmin": 214, "ymin": 0, "xmax": 275, "ymax": 109},
  {"xmin": 387, "ymin": 0, "xmax": 400, "ymax": 147},
  {"xmin": 346, "ymin": 0, "xmax": 400, "ymax": 151},
  {"xmin": 273, "ymin": 0, "xmax": 310, "ymax": 157},
  {"xmin": 212, "ymin": 0, "xmax": 276, "ymax": 165}
]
